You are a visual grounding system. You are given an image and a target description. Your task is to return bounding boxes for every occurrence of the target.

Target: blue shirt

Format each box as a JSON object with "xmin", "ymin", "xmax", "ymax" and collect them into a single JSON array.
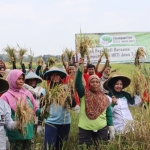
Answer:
[{"xmin": 45, "ymin": 103, "xmax": 71, "ymax": 124}]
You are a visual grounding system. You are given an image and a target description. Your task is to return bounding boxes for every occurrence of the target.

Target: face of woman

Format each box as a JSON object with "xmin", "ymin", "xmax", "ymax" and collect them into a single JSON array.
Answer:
[
  {"xmin": 16, "ymin": 75, "xmax": 25, "ymax": 89},
  {"xmin": 114, "ymin": 80, "xmax": 123, "ymax": 92},
  {"xmin": 28, "ymin": 79, "xmax": 37, "ymax": 87},
  {"xmin": 50, "ymin": 73, "xmax": 61, "ymax": 83},
  {"xmin": 68, "ymin": 66, "xmax": 76, "ymax": 76},
  {"xmin": 89, "ymin": 78, "xmax": 100, "ymax": 92}
]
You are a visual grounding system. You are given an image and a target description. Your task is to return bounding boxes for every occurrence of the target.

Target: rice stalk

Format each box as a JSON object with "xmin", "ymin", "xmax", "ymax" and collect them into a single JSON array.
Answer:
[
  {"xmin": 100, "ymin": 48, "xmax": 110, "ymax": 59},
  {"xmin": 3, "ymin": 45, "xmax": 17, "ymax": 65},
  {"xmin": 76, "ymin": 30, "xmax": 94, "ymax": 58},
  {"xmin": 15, "ymin": 98, "xmax": 36, "ymax": 136},
  {"xmin": 47, "ymin": 57, "xmax": 56, "ymax": 68},
  {"xmin": 134, "ymin": 47, "xmax": 146, "ymax": 67},
  {"xmin": 64, "ymin": 48, "xmax": 74, "ymax": 61},
  {"xmin": 40, "ymin": 83, "xmax": 72, "ymax": 119},
  {"xmin": 17, "ymin": 44, "xmax": 28, "ymax": 66},
  {"xmin": 28, "ymin": 49, "xmax": 34, "ymax": 69}
]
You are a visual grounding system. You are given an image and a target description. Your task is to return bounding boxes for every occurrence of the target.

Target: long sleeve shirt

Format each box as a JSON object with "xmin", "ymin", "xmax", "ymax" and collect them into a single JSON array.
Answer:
[
  {"xmin": 108, "ymin": 95, "xmax": 141, "ymax": 134},
  {"xmin": 0, "ymin": 99, "xmax": 16, "ymax": 150},
  {"xmin": 75, "ymin": 68, "xmax": 113, "ymax": 130}
]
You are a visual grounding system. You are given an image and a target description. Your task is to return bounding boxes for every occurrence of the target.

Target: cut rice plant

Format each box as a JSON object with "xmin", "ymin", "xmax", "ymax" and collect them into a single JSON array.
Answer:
[
  {"xmin": 40, "ymin": 83, "xmax": 72, "ymax": 119},
  {"xmin": 28, "ymin": 49, "xmax": 34, "ymax": 69},
  {"xmin": 76, "ymin": 30, "xmax": 94, "ymax": 58},
  {"xmin": 3, "ymin": 45, "xmax": 17, "ymax": 65},
  {"xmin": 47, "ymin": 57, "xmax": 56, "ymax": 67},
  {"xmin": 100, "ymin": 48, "xmax": 109, "ymax": 59},
  {"xmin": 64, "ymin": 48, "xmax": 74, "ymax": 62},
  {"xmin": 131, "ymin": 68, "xmax": 147, "ymax": 98},
  {"xmin": 134, "ymin": 47, "xmax": 146, "ymax": 67},
  {"xmin": 15, "ymin": 98, "xmax": 36, "ymax": 136},
  {"xmin": 17, "ymin": 44, "xmax": 28, "ymax": 66}
]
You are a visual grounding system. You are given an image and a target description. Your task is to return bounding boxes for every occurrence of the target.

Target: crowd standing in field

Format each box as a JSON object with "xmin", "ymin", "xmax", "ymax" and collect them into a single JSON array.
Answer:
[{"xmin": 0, "ymin": 52, "xmax": 143, "ymax": 150}]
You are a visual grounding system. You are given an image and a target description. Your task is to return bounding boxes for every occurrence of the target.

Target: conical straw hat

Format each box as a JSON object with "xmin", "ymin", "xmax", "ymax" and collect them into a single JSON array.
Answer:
[{"xmin": 43, "ymin": 66, "xmax": 67, "ymax": 80}]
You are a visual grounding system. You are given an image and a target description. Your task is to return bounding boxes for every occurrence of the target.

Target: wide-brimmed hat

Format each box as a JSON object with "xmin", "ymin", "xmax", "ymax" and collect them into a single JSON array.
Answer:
[
  {"xmin": 0, "ymin": 78, "xmax": 9, "ymax": 94},
  {"xmin": 103, "ymin": 75, "xmax": 131, "ymax": 90},
  {"xmin": 43, "ymin": 66, "xmax": 67, "ymax": 80},
  {"xmin": 25, "ymin": 71, "xmax": 42, "ymax": 84}
]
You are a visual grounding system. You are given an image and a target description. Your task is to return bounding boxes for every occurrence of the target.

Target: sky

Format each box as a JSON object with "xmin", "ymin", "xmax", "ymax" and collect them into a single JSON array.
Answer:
[{"xmin": 0, "ymin": 0, "xmax": 150, "ymax": 56}]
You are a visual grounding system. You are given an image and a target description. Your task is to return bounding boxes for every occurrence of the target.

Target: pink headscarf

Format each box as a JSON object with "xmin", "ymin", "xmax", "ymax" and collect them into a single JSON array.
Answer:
[{"xmin": 1, "ymin": 69, "xmax": 38, "ymax": 112}]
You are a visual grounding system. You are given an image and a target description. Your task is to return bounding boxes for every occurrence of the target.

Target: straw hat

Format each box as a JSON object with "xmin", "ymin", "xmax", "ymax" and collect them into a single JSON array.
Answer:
[
  {"xmin": 0, "ymin": 78, "xmax": 9, "ymax": 94},
  {"xmin": 43, "ymin": 66, "xmax": 67, "ymax": 80},
  {"xmin": 103, "ymin": 75, "xmax": 131, "ymax": 90},
  {"xmin": 25, "ymin": 71, "xmax": 42, "ymax": 84}
]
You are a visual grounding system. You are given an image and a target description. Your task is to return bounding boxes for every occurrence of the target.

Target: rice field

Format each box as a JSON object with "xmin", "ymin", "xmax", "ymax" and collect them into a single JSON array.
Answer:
[{"xmin": 5, "ymin": 62, "xmax": 150, "ymax": 150}]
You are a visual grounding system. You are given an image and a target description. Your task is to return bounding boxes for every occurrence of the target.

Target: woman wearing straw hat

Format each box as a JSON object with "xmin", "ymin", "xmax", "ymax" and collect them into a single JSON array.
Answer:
[
  {"xmin": 43, "ymin": 66, "xmax": 76, "ymax": 150},
  {"xmin": 0, "ymin": 78, "xmax": 18, "ymax": 150},
  {"xmin": 1, "ymin": 70, "xmax": 41, "ymax": 150},
  {"xmin": 103, "ymin": 75, "xmax": 141, "ymax": 134},
  {"xmin": 75, "ymin": 59, "xmax": 114, "ymax": 149},
  {"xmin": 24, "ymin": 71, "xmax": 45, "ymax": 135}
]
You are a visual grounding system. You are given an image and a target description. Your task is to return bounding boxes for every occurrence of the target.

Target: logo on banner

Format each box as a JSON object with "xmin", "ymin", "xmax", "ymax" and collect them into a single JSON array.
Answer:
[{"xmin": 100, "ymin": 35, "xmax": 113, "ymax": 46}]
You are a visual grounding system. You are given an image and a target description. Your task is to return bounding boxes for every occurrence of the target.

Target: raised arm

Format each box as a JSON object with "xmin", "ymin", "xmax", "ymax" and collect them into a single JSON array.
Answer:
[
  {"xmin": 75, "ymin": 62, "xmax": 85, "ymax": 98},
  {"xmin": 95, "ymin": 57, "xmax": 101, "ymax": 74},
  {"xmin": 61, "ymin": 54, "xmax": 68, "ymax": 73},
  {"xmin": 100, "ymin": 59, "xmax": 109, "ymax": 74}
]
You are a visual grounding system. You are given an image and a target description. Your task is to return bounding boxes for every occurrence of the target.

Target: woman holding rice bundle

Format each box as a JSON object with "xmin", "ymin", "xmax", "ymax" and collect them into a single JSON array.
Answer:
[
  {"xmin": 103, "ymin": 75, "xmax": 141, "ymax": 134},
  {"xmin": 24, "ymin": 71, "xmax": 45, "ymax": 135},
  {"xmin": 43, "ymin": 66, "xmax": 76, "ymax": 150},
  {"xmin": 62, "ymin": 63, "xmax": 80, "ymax": 112},
  {"xmin": 75, "ymin": 58, "xmax": 114, "ymax": 149},
  {"xmin": 1, "ymin": 69, "xmax": 41, "ymax": 150}
]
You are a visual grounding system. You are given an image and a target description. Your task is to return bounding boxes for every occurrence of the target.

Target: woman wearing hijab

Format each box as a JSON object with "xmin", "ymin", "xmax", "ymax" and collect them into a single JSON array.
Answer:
[
  {"xmin": 1, "ymin": 69, "xmax": 41, "ymax": 150},
  {"xmin": 43, "ymin": 66, "xmax": 76, "ymax": 150},
  {"xmin": 75, "ymin": 59, "xmax": 114, "ymax": 149},
  {"xmin": 24, "ymin": 71, "xmax": 45, "ymax": 134},
  {"xmin": 103, "ymin": 75, "xmax": 141, "ymax": 134}
]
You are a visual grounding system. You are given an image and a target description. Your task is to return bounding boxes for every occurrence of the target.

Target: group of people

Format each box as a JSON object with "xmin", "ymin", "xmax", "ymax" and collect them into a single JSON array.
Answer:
[{"xmin": 0, "ymin": 55, "xmax": 141, "ymax": 150}]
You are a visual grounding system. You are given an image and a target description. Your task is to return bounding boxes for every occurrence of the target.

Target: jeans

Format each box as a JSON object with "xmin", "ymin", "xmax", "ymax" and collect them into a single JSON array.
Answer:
[{"xmin": 44, "ymin": 123, "xmax": 70, "ymax": 150}]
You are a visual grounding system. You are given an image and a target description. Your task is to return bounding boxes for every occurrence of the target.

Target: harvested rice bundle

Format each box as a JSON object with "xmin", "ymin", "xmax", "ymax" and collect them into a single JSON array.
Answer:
[
  {"xmin": 47, "ymin": 57, "xmax": 56, "ymax": 67},
  {"xmin": 15, "ymin": 98, "xmax": 35, "ymax": 136},
  {"xmin": 40, "ymin": 84, "xmax": 72, "ymax": 119},
  {"xmin": 3, "ymin": 45, "xmax": 17, "ymax": 66},
  {"xmin": 100, "ymin": 48, "xmax": 109, "ymax": 59},
  {"xmin": 28, "ymin": 49, "xmax": 34, "ymax": 69},
  {"xmin": 17, "ymin": 44, "xmax": 28, "ymax": 67},
  {"xmin": 64, "ymin": 48, "xmax": 74, "ymax": 62},
  {"xmin": 131, "ymin": 68, "xmax": 147, "ymax": 98},
  {"xmin": 134, "ymin": 47, "xmax": 146, "ymax": 67},
  {"xmin": 76, "ymin": 31, "xmax": 94, "ymax": 58}
]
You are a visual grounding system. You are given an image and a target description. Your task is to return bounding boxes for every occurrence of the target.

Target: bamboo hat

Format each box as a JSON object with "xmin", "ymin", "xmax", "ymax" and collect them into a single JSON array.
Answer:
[
  {"xmin": 43, "ymin": 66, "xmax": 67, "ymax": 80},
  {"xmin": 0, "ymin": 78, "xmax": 9, "ymax": 94},
  {"xmin": 25, "ymin": 71, "xmax": 42, "ymax": 84},
  {"xmin": 103, "ymin": 75, "xmax": 131, "ymax": 90}
]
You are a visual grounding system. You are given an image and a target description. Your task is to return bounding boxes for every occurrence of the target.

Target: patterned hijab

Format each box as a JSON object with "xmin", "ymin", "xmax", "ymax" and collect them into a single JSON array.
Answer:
[{"xmin": 84, "ymin": 75, "xmax": 110, "ymax": 120}]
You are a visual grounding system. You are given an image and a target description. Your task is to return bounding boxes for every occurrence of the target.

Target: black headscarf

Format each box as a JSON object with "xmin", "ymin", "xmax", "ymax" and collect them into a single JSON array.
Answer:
[{"xmin": 107, "ymin": 79, "xmax": 135, "ymax": 105}]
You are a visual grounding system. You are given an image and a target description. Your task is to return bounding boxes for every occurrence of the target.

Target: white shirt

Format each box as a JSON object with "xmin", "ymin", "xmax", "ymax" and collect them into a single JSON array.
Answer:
[
  {"xmin": 108, "ymin": 95, "xmax": 141, "ymax": 134},
  {"xmin": 0, "ymin": 99, "xmax": 16, "ymax": 150}
]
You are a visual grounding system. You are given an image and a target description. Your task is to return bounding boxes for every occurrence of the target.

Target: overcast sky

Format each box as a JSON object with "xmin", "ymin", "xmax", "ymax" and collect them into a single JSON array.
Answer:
[{"xmin": 0, "ymin": 0, "xmax": 150, "ymax": 56}]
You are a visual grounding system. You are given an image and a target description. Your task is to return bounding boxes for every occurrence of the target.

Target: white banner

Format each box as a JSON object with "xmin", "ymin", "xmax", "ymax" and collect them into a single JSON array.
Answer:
[{"xmin": 84, "ymin": 46, "xmax": 146, "ymax": 64}]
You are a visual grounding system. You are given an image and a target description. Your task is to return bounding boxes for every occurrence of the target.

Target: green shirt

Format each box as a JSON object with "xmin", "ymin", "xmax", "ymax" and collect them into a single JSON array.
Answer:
[
  {"xmin": 6, "ymin": 97, "xmax": 39, "ymax": 141},
  {"xmin": 75, "ymin": 68, "xmax": 113, "ymax": 130}
]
